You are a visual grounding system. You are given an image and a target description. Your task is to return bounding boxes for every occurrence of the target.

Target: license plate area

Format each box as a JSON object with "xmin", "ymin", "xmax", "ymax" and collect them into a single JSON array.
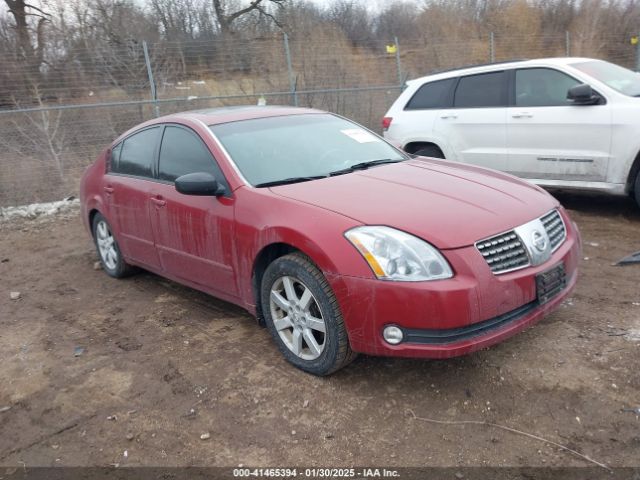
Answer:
[{"xmin": 536, "ymin": 262, "xmax": 566, "ymax": 304}]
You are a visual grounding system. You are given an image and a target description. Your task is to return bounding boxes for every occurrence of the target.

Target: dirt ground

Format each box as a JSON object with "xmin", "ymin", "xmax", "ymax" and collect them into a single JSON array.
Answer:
[{"xmin": 0, "ymin": 191, "xmax": 639, "ymax": 470}]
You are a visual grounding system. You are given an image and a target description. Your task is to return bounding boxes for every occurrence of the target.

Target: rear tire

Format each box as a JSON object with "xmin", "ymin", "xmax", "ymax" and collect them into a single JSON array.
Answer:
[
  {"xmin": 412, "ymin": 145, "xmax": 445, "ymax": 159},
  {"xmin": 260, "ymin": 253, "xmax": 356, "ymax": 376},
  {"xmin": 92, "ymin": 213, "xmax": 135, "ymax": 278},
  {"xmin": 635, "ymin": 172, "xmax": 640, "ymax": 209}
]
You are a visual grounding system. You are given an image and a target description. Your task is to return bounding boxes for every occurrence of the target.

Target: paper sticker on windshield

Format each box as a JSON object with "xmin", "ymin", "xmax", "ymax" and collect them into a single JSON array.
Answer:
[{"xmin": 340, "ymin": 128, "xmax": 381, "ymax": 143}]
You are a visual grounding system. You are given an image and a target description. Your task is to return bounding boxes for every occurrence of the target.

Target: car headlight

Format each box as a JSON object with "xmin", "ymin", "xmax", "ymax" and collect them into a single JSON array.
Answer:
[{"xmin": 344, "ymin": 226, "xmax": 453, "ymax": 281}]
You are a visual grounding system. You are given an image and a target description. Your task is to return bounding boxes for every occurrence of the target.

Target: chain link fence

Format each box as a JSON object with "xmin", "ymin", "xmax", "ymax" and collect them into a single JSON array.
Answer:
[{"xmin": 1, "ymin": 32, "xmax": 638, "ymax": 207}]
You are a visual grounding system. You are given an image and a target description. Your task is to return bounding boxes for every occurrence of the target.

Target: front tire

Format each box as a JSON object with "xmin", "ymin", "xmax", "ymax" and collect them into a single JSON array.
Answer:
[
  {"xmin": 635, "ymin": 172, "xmax": 640, "ymax": 209},
  {"xmin": 260, "ymin": 253, "xmax": 356, "ymax": 375},
  {"xmin": 92, "ymin": 213, "xmax": 134, "ymax": 278}
]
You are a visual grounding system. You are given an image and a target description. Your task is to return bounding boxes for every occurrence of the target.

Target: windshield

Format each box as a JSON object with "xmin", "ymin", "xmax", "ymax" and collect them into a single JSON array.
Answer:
[
  {"xmin": 210, "ymin": 113, "xmax": 406, "ymax": 186},
  {"xmin": 571, "ymin": 60, "xmax": 640, "ymax": 97}
]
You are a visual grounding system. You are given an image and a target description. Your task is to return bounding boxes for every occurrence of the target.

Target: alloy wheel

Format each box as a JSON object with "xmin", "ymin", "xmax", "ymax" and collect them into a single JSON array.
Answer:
[
  {"xmin": 95, "ymin": 220, "xmax": 118, "ymax": 270},
  {"xmin": 269, "ymin": 275, "xmax": 326, "ymax": 361}
]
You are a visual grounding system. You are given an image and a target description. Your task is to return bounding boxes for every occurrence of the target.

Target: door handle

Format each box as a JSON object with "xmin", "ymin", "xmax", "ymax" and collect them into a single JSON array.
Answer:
[
  {"xmin": 440, "ymin": 114, "xmax": 458, "ymax": 119},
  {"xmin": 512, "ymin": 112, "xmax": 533, "ymax": 119},
  {"xmin": 104, "ymin": 186, "xmax": 114, "ymax": 194},
  {"xmin": 150, "ymin": 196, "xmax": 166, "ymax": 207}
]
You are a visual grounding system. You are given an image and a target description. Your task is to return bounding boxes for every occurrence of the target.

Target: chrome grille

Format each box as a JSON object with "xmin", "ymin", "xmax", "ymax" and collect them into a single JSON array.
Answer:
[
  {"xmin": 476, "ymin": 231, "xmax": 530, "ymax": 274},
  {"xmin": 540, "ymin": 209, "xmax": 566, "ymax": 251},
  {"xmin": 476, "ymin": 209, "xmax": 567, "ymax": 274}
]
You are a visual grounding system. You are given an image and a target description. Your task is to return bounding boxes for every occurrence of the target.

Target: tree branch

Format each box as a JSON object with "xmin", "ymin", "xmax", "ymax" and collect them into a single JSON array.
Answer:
[
  {"xmin": 254, "ymin": 4, "xmax": 284, "ymax": 30},
  {"xmin": 222, "ymin": 0, "xmax": 287, "ymax": 29},
  {"xmin": 23, "ymin": 3, "xmax": 51, "ymax": 17},
  {"xmin": 226, "ymin": 0, "xmax": 263, "ymax": 25}
]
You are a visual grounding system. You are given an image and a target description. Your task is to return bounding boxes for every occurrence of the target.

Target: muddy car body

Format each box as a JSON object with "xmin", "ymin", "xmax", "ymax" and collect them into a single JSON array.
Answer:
[{"xmin": 80, "ymin": 106, "xmax": 581, "ymax": 375}]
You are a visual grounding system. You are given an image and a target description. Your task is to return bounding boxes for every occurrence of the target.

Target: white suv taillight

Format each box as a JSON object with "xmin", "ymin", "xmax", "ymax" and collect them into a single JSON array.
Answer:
[{"xmin": 382, "ymin": 117, "xmax": 393, "ymax": 131}]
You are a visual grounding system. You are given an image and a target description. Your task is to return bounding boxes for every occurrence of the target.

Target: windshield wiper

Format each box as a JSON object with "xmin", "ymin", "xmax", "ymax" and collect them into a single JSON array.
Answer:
[
  {"xmin": 254, "ymin": 175, "xmax": 328, "ymax": 188},
  {"xmin": 255, "ymin": 159, "xmax": 404, "ymax": 186},
  {"xmin": 328, "ymin": 158, "xmax": 403, "ymax": 176}
]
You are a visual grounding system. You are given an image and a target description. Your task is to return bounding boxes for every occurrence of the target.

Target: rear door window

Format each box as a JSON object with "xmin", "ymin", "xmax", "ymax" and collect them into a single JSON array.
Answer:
[
  {"xmin": 454, "ymin": 71, "xmax": 506, "ymax": 108},
  {"xmin": 114, "ymin": 127, "xmax": 160, "ymax": 178},
  {"xmin": 405, "ymin": 78, "xmax": 456, "ymax": 110}
]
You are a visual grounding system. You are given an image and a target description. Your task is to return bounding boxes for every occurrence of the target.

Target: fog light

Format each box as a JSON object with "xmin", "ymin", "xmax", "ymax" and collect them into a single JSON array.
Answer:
[{"xmin": 383, "ymin": 326, "xmax": 404, "ymax": 345}]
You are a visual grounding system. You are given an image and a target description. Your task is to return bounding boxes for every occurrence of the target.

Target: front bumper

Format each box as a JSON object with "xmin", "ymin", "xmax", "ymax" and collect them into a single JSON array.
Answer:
[{"xmin": 327, "ymin": 215, "xmax": 580, "ymax": 359}]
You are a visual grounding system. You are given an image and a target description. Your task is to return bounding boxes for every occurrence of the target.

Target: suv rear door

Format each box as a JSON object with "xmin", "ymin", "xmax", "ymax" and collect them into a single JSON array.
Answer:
[
  {"xmin": 433, "ymin": 70, "xmax": 508, "ymax": 170},
  {"xmin": 393, "ymin": 77, "xmax": 456, "ymax": 151},
  {"xmin": 506, "ymin": 67, "xmax": 611, "ymax": 181}
]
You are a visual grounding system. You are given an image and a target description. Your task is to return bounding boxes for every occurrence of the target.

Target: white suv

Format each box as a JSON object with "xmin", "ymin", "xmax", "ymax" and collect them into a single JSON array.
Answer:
[{"xmin": 383, "ymin": 58, "xmax": 640, "ymax": 207}]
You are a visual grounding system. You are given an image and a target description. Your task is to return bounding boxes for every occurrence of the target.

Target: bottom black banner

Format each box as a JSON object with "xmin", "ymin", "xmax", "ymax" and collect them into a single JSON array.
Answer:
[{"xmin": 1, "ymin": 467, "xmax": 639, "ymax": 480}]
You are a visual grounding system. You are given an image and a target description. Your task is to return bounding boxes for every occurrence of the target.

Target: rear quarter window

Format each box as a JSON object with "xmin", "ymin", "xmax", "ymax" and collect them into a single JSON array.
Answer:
[
  {"xmin": 405, "ymin": 78, "xmax": 456, "ymax": 110},
  {"xmin": 109, "ymin": 143, "xmax": 122, "ymax": 172}
]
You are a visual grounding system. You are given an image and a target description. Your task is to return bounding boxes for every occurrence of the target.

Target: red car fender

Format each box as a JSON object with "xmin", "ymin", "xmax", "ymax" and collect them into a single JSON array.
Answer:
[
  {"xmin": 231, "ymin": 188, "xmax": 374, "ymax": 313},
  {"xmin": 235, "ymin": 224, "xmax": 367, "ymax": 314},
  {"xmin": 80, "ymin": 149, "xmax": 109, "ymax": 235}
]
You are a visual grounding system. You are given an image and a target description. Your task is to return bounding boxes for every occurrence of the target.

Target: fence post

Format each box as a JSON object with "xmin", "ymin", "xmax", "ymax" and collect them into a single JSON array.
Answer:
[
  {"xmin": 489, "ymin": 32, "xmax": 495, "ymax": 62},
  {"xmin": 142, "ymin": 41, "xmax": 160, "ymax": 118},
  {"xmin": 283, "ymin": 33, "xmax": 298, "ymax": 107},
  {"xmin": 393, "ymin": 36, "xmax": 404, "ymax": 89},
  {"xmin": 565, "ymin": 31, "xmax": 571, "ymax": 57}
]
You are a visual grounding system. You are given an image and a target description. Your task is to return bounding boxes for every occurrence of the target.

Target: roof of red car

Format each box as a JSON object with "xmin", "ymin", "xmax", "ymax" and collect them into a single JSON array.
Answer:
[
  {"xmin": 113, "ymin": 106, "xmax": 326, "ymax": 145},
  {"xmin": 163, "ymin": 105, "xmax": 324, "ymax": 126}
]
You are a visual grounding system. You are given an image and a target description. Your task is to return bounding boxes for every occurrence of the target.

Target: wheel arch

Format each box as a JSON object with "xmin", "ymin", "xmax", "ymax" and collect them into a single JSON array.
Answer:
[
  {"xmin": 403, "ymin": 140, "xmax": 446, "ymax": 157},
  {"xmin": 82, "ymin": 194, "xmax": 107, "ymax": 236},
  {"xmin": 252, "ymin": 242, "xmax": 300, "ymax": 324},
  {"xmin": 88, "ymin": 208, "xmax": 101, "ymax": 235},
  {"xmin": 626, "ymin": 149, "xmax": 640, "ymax": 196},
  {"xmin": 248, "ymin": 222, "xmax": 353, "ymax": 322}
]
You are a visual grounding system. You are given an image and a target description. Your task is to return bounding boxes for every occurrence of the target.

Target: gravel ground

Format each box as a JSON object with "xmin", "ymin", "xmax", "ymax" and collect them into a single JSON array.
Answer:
[{"xmin": 0, "ymin": 191, "xmax": 639, "ymax": 470}]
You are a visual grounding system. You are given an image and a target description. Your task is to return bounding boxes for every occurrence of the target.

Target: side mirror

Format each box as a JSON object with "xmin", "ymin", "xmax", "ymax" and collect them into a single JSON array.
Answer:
[
  {"xmin": 567, "ymin": 84, "xmax": 600, "ymax": 105},
  {"xmin": 175, "ymin": 172, "xmax": 225, "ymax": 196}
]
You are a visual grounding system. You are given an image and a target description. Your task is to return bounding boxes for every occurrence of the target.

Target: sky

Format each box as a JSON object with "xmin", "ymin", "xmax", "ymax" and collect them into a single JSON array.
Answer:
[{"xmin": 305, "ymin": 0, "xmax": 411, "ymax": 10}]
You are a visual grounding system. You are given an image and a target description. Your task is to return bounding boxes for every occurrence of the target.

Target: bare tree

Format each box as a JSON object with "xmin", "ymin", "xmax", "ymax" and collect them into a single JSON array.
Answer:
[
  {"xmin": 2, "ymin": 0, "xmax": 52, "ymax": 104},
  {"xmin": 9, "ymin": 85, "xmax": 65, "ymax": 178},
  {"xmin": 375, "ymin": 1, "xmax": 421, "ymax": 44},
  {"xmin": 324, "ymin": 1, "xmax": 372, "ymax": 46},
  {"xmin": 150, "ymin": 0, "xmax": 209, "ymax": 40},
  {"xmin": 212, "ymin": 0, "xmax": 287, "ymax": 35},
  {"xmin": 3, "ymin": 0, "xmax": 49, "ymax": 68}
]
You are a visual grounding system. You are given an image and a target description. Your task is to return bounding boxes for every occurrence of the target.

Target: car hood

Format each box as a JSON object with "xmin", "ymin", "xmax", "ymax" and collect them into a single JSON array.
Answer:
[{"xmin": 269, "ymin": 159, "xmax": 559, "ymax": 249}]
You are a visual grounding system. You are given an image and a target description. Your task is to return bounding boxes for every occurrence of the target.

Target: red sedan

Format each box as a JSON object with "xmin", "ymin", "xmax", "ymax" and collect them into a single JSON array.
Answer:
[{"xmin": 80, "ymin": 106, "xmax": 580, "ymax": 375}]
